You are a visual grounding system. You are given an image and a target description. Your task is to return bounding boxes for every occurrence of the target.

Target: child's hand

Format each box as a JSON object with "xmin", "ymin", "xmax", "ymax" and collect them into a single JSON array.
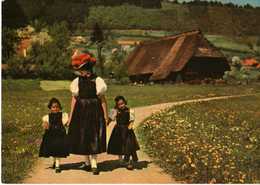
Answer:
[
  {"xmin": 105, "ymin": 118, "xmax": 110, "ymax": 126},
  {"xmin": 128, "ymin": 122, "xmax": 134, "ymax": 130},
  {"xmin": 42, "ymin": 122, "xmax": 49, "ymax": 130}
]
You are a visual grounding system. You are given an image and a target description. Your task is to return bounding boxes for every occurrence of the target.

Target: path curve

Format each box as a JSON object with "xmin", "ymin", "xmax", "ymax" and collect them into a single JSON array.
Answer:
[{"xmin": 23, "ymin": 94, "xmax": 256, "ymax": 184}]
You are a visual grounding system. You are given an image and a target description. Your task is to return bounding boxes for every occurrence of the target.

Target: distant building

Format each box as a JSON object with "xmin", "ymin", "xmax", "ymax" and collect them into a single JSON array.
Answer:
[
  {"xmin": 17, "ymin": 37, "xmax": 31, "ymax": 57},
  {"xmin": 125, "ymin": 30, "xmax": 230, "ymax": 83}
]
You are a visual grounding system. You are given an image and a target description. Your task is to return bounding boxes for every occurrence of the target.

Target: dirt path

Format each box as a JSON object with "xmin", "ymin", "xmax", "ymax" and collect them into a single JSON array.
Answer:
[{"xmin": 23, "ymin": 94, "xmax": 255, "ymax": 184}]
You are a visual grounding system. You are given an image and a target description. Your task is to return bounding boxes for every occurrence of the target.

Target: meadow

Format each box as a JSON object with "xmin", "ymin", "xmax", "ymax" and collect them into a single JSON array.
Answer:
[
  {"xmin": 137, "ymin": 94, "xmax": 260, "ymax": 183},
  {"xmin": 2, "ymin": 79, "xmax": 260, "ymax": 182}
]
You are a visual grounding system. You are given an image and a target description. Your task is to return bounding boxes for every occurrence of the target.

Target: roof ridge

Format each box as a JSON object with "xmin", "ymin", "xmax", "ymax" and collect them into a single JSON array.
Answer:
[{"xmin": 140, "ymin": 29, "xmax": 201, "ymax": 45}]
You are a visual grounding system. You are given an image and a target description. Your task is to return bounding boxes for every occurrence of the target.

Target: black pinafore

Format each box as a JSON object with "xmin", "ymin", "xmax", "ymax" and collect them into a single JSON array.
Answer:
[
  {"xmin": 39, "ymin": 112, "xmax": 69, "ymax": 158},
  {"xmin": 68, "ymin": 76, "xmax": 106, "ymax": 155},
  {"xmin": 107, "ymin": 107, "xmax": 140, "ymax": 155}
]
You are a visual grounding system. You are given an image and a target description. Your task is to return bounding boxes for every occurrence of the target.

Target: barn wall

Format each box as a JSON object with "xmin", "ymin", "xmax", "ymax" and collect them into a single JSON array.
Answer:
[
  {"xmin": 129, "ymin": 74, "xmax": 152, "ymax": 83},
  {"xmin": 181, "ymin": 57, "xmax": 230, "ymax": 80}
]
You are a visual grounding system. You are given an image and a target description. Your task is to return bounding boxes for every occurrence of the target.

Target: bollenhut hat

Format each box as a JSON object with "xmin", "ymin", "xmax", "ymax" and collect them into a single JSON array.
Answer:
[{"xmin": 71, "ymin": 50, "xmax": 97, "ymax": 70}]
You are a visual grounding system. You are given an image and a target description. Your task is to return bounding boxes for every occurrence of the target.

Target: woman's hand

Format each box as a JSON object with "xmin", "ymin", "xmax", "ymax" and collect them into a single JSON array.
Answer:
[
  {"xmin": 42, "ymin": 121, "xmax": 49, "ymax": 130},
  {"xmin": 66, "ymin": 114, "xmax": 72, "ymax": 126}
]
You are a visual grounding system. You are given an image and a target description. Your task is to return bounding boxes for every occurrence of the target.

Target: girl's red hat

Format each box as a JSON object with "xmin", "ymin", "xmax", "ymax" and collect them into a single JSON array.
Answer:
[{"xmin": 71, "ymin": 52, "xmax": 96, "ymax": 70}]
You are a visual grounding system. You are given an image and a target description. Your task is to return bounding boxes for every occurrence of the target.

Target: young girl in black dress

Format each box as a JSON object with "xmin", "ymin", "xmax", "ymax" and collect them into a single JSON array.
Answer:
[
  {"xmin": 107, "ymin": 96, "xmax": 140, "ymax": 170},
  {"xmin": 39, "ymin": 98, "xmax": 69, "ymax": 173},
  {"xmin": 68, "ymin": 49, "xmax": 108, "ymax": 175}
]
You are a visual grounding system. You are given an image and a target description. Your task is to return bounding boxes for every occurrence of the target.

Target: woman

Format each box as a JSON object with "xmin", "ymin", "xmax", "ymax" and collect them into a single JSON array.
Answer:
[{"xmin": 68, "ymin": 49, "xmax": 108, "ymax": 175}]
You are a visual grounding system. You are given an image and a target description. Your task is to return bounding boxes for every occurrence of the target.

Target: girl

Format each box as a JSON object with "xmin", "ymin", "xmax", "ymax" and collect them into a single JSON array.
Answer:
[
  {"xmin": 68, "ymin": 49, "xmax": 108, "ymax": 175},
  {"xmin": 107, "ymin": 96, "xmax": 140, "ymax": 170},
  {"xmin": 39, "ymin": 98, "xmax": 69, "ymax": 173}
]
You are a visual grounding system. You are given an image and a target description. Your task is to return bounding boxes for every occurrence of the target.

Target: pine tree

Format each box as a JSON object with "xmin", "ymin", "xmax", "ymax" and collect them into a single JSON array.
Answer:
[{"xmin": 90, "ymin": 23, "xmax": 105, "ymax": 75}]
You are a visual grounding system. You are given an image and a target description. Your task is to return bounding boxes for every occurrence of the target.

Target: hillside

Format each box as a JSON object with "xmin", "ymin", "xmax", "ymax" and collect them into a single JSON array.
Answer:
[
  {"xmin": 3, "ymin": 1, "xmax": 260, "ymax": 37},
  {"xmin": 85, "ymin": 3, "xmax": 260, "ymax": 36}
]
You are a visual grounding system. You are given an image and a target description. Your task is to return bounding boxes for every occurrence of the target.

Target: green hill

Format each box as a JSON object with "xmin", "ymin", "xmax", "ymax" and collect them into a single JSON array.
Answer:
[{"xmin": 85, "ymin": 2, "xmax": 260, "ymax": 36}]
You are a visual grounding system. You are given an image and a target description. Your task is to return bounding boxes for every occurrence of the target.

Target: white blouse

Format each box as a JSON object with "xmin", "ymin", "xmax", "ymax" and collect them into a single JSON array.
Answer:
[
  {"xmin": 42, "ymin": 112, "xmax": 69, "ymax": 125},
  {"xmin": 70, "ymin": 77, "xmax": 107, "ymax": 97},
  {"xmin": 109, "ymin": 109, "xmax": 135, "ymax": 122}
]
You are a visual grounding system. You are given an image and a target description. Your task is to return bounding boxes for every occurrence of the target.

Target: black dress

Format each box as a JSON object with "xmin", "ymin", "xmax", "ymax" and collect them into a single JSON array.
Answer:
[
  {"xmin": 107, "ymin": 107, "xmax": 140, "ymax": 155},
  {"xmin": 39, "ymin": 112, "xmax": 69, "ymax": 158},
  {"xmin": 68, "ymin": 76, "xmax": 106, "ymax": 155}
]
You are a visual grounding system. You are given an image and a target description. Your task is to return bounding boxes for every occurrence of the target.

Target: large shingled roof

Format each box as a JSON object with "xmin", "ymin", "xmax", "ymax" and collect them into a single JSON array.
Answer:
[{"xmin": 125, "ymin": 30, "xmax": 226, "ymax": 81}]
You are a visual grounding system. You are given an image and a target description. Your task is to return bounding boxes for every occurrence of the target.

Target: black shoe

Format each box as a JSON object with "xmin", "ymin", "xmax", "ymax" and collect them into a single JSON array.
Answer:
[
  {"xmin": 52, "ymin": 162, "xmax": 56, "ymax": 169},
  {"xmin": 79, "ymin": 164, "xmax": 91, "ymax": 171},
  {"xmin": 118, "ymin": 160, "xmax": 127, "ymax": 167},
  {"xmin": 126, "ymin": 164, "xmax": 134, "ymax": 170},
  {"xmin": 55, "ymin": 167, "xmax": 61, "ymax": 173},
  {"xmin": 126, "ymin": 161, "xmax": 135, "ymax": 170},
  {"xmin": 92, "ymin": 168, "xmax": 99, "ymax": 175}
]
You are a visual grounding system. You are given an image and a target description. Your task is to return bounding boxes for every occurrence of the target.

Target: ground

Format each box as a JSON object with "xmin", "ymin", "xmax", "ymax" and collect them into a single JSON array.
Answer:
[{"xmin": 23, "ymin": 94, "xmax": 251, "ymax": 184}]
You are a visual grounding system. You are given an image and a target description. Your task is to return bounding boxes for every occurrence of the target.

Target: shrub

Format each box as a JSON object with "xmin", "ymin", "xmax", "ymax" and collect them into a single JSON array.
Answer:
[
  {"xmin": 2, "ymin": 27, "xmax": 20, "ymax": 63},
  {"xmin": 223, "ymin": 57, "xmax": 260, "ymax": 84},
  {"xmin": 104, "ymin": 45, "xmax": 129, "ymax": 82},
  {"xmin": 6, "ymin": 22, "xmax": 75, "ymax": 80}
]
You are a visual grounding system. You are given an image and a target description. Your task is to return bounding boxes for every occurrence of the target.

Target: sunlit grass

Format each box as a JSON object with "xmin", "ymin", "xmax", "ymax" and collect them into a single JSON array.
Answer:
[{"xmin": 138, "ymin": 94, "xmax": 260, "ymax": 183}]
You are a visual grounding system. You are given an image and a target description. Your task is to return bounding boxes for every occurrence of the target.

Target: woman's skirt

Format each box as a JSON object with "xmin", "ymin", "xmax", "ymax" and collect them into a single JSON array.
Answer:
[
  {"xmin": 107, "ymin": 125, "xmax": 140, "ymax": 155},
  {"xmin": 68, "ymin": 98, "xmax": 106, "ymax": 155},
  {"xmin": 39, "ymin": 128, "xmax": 69, "ymax": 158}
]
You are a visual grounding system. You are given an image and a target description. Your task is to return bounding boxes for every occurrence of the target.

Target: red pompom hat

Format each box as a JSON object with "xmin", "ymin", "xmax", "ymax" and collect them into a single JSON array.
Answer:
[{"xmin": 71, "ymin": 50, "xmax": 97, "ymax": 70}]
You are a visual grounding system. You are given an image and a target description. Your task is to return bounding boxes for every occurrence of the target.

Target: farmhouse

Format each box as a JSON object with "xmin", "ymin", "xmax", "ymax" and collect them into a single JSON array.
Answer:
[{"xmin": 125, "ymin": 30, "xmax": 230, "ymax": 83}]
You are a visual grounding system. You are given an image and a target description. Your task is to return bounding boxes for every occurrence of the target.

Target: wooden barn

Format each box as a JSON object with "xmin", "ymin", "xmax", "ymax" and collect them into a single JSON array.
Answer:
[{"xmin": 125, "ymin": 30, "xmax": 230, "ymax": 83}]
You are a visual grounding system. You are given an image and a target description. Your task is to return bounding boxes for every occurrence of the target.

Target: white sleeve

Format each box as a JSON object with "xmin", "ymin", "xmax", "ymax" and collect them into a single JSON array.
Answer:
[
  {"xmin": 130, "ymin": 109, "xmax": 135, "ymax": 122},
  {"xmin": 109, "ymin": 109, "xmax": 117, "ymax": 121},
  {"xmin": 42, "ymin": 115, "xmax": 49, "ymax": 123},
  {"xmin": 62, "ymin": 112, "xmax": 69, "ymax": 125},
  {"xmin": 70, "ymin": 77, "xmax": 79, "ymax": 97},
  {"xmin": 96, "ymin": 77, "xmax": 107, "ymax": 96}
]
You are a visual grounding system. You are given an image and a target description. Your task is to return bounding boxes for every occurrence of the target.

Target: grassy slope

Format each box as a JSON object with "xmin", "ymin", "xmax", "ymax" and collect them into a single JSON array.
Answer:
[{"xmin": 80, "ymin": 2, "xmax": 260, "ymax": 58}]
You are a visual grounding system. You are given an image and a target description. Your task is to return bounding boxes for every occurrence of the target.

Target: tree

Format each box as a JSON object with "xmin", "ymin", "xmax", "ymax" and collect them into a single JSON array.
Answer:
[
  {"xmin": 244, "ymin": 3, "xmax": 253, "ymax": 9},
  {"xmin": 48, "ymin": 21, "xmax": 70, "ymax": 50},
  {"xmin": 2, "ymin": 27, "xmax": 20, "ymax": 63},
  {"xmin": 90, "ymin": 23, "xmax": 105, "ymax": 75},
  {"xmin": 2, "ymin": 0, "xmax": 28, "ymax": 28}
]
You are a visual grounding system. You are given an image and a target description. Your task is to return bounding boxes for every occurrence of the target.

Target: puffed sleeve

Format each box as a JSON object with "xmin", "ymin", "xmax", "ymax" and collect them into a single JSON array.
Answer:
[
  {"xmin": 62, "ymin": 112, "xmax": 69, "ymax": 125},
  {"xmin": 96, "ymin": 77, "xmax": 107, "ymax": 96},
  {"xmin": 109, "ymin": 109, "xmax": 117, "ymax": 121},
  {"xmin": 130, "ymin": 109, "xmax": 135, "ymax": 122},
  {"xmin": 70, "ymin": 77, "xmax": 79, "ymax": 97},
  {"xmin": 42, "ymin": 115, "xmax": 49, "ymax": 123}
]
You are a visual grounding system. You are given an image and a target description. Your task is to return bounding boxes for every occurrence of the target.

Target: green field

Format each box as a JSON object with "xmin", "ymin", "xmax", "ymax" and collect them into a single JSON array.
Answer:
[
  {"xmin": 138, "ymin": 94, "xmax": 260, "ymax": 183},
  {"xmin": 76, "ymin": 29, "xmax": 260, "ymax": 60},
  {"xmin": 2, "ymin": 79, "xmax": 260, "ymax": 182}
]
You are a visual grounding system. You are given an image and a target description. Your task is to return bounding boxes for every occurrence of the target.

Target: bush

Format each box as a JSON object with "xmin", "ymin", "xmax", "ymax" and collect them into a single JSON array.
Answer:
[
  {"xmin": 6, "ymin": 22, "xmax": 75, "ymax": 80},
  {"xmin": 223, "ymin": 57, "xmax": 260, "ymax": 84},
  {"xmin": 2, "ymin": 27, "xmax": 20, "ymax": 63},
  {"xmin": 6, "ymin": 55, "xmax": 40, "ymax": 79},
  {"xmin": 104, "ymin": 46, "xmax": 129, "ymax": 82}
]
